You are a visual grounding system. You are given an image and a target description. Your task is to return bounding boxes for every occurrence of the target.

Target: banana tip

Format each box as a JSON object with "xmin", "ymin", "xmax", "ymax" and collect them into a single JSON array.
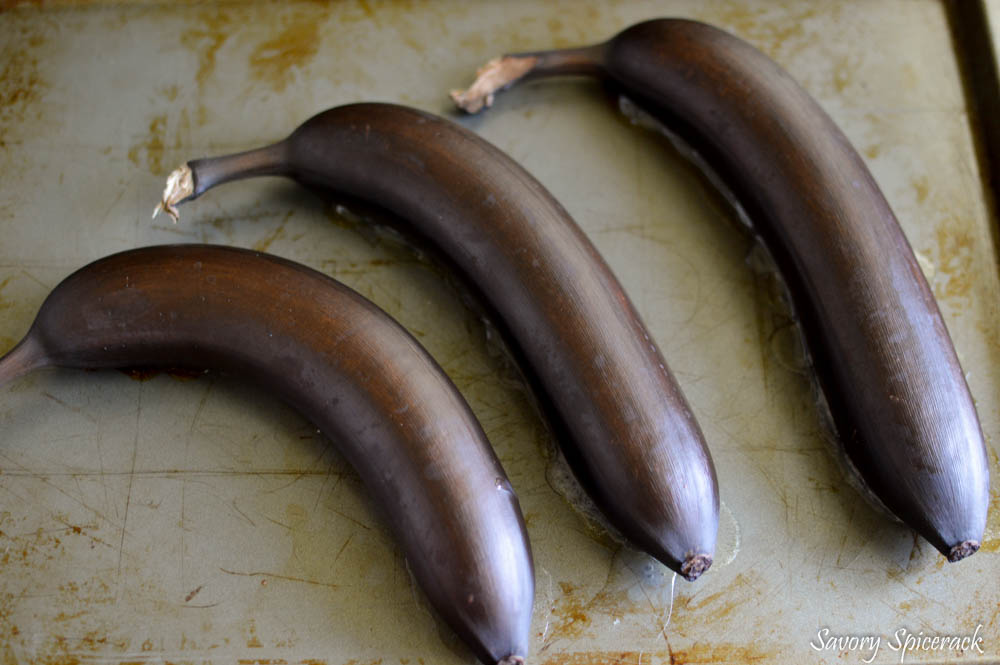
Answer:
[
  {"xmin": 497, "ymin": 656, "xmax": 525, "ymax": 665},
  {"xmin": 947, "ymin": 540, "xmax": 980, "ymax": 562},
  {"xmin": 680, "ymin": 553, "xmax": 712, "ymax": 581}
]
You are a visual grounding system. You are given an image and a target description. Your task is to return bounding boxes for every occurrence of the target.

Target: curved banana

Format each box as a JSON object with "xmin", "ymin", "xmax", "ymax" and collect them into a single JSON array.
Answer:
[
  {"xmin": 0, "ymin": 244, "xmax": 533, "ymax": 665},
  {"xmin": 154, "ymin": 103, "xmax": 720, "ymax": 581},
  {"xmin": 451, "ymin": 18, "xmax": 989, "ymax": 561}
]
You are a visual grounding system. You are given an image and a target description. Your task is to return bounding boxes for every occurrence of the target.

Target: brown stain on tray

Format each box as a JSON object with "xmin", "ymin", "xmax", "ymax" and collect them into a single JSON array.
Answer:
[
  {"xmin": 668, "ymin": 643, "xmax": 775, "ymax": 663},
  {"xmin": 703, "ymin": 4, "xmax": 821, "ymax": 60},
  {"xmin": 932, "ymin": 221, "xmax": 975, "ymax": 301},
  {"xmin": 912, "ymin": 175, "xmax": 930, "ymax": 203},
  {"xmin": 537, "ymin": 643, "xmax": 776, "ymax": 665},
  {"xmin": 832, "ymin": 55, "xmax": 852, "ymax": 94},
  {"xmin": 590, "ymin": 566, "xmax": 764, "ymax": 632},
  {"xmin": 539, "ymin": 652, "xmax": 652, "ymax": 665},
  {"xmin": 249, "ymin": 18, "xmax": 321, "ymax": 92},
  {"xmin": 538, "ymin": 563, "xmax": 768, "ymax": 658},
  {"xmin": 179, "ymin": 8, "xmax": 236, "ymax": 91},
  {"xmin": 0, "ymin": 276, "xmax": 14, "ymax": 313},
  {"xmin": 0, "ymin": 20, "xmax": 48, "ymax": 148},
  {"xmin": 982, "ymin": 447, "xmax": 1000, "ymax": 552},
  {"xmin": 252, "ymin": 212, "xmax": 292, "ymax": 253},
  {"xmin": 678, "ymin": 572, "xmax": 761, "ymax": 623},
  {"xmin": 127, "ymin": 114, "xmax": 167, "ymax": 175},
  {"xmin": 126, "ymin": 108, "xmax": 192, "ymax": 176},
  {"xmin": 545, "ymin": 581, "xmax": 593, "ymax": 640}
]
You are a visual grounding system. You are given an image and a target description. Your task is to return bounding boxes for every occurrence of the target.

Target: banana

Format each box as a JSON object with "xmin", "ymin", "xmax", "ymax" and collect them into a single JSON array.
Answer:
[
  {"xmin": 0, "ymin": 244, "xmax": 533, "ymax": 665},
  {"xmin": 451, "ymin": 18, "xmax": 989, "ymax": 561},
  {"xmin": 154, "ymin": 103, "xmax": 720, "ymax": 581}
]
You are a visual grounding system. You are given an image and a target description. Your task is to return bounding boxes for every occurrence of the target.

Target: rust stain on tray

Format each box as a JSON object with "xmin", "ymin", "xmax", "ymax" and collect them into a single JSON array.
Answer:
[
  {"xmin": 252, "ymin": 212, "xmax": 292, "ymax": 253},
  {"xmin": 831, "ymin": 55, "xmax": 852, "ymax": 94},
  {"xmin": 544, "ymin": 581, "xmax": 593, "ymax": 640},
  {"xmin": 539, "ymin": 644, "xmax": 775, "ymax": 665},
  {"xmin": 679, "ymin": 572, "xmax": 761, "ymax": 623},
  {"xmin": 249, "ymin": 18, "xmax": 321, "ymax": 92},
  {"xmin": 912, "ymin": 175, "xmax": 930, "ymax": 204},
  {"xmin": 704, "ymin": 4, "xmax": 820, "ymax": 60},
  {"xmin": 245, "ymin": 618, "xmax": 264, "ymax": 648},
  {"xmin": 982, "ymin": 447, "xmax": 1000, "ymax": 552},
  {"xmin": 586, "ymin": 567, "xmax": 763, "ymax": 633},
  {"xmin": 539, "ymin": 652, "xmax": 653, "ymax": 665},
  {"xmin": 0, "ymin": 20, "xmax": 48, "ymax": 148},
  {"xmin": 127, "ymin": 114, "xmax": 168, "ymax": 175},
  {"xmin": 932, "ymin": 222, "xmax": 975, "ymax": 301},
  {"xmin": 0, "ymin": 277, "xmax": 15, "ymax": 313},
  {"xmin": 179, "ymin": 8, "xmax": 236, "ymax": 90},
  {"xmin": 669, "ymin": 643, "xmax": 775, "ymax": 663}
]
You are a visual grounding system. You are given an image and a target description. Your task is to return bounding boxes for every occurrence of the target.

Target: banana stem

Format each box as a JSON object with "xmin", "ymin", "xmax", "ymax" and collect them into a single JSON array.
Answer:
[
  {"xmin": 152, "ymin": 163, "xmax": 194, "ymax": 222},
  {"xmin": 0, "ymin": 334, "xmax": 45, "ymax": 387},
  {"xmin": 451, "ymin": 43, "xmax": 606, "ymax": 114},
  {"xmin": 153, "ymin": 141, "xmax": 290, "ymax": 223}
]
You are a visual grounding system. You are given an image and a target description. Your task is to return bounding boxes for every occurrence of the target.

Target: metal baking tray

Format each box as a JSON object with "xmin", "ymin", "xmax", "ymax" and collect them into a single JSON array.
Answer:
[{"xmin": 1, "ymin": 1, "xmax": 997, "ymax": 663}]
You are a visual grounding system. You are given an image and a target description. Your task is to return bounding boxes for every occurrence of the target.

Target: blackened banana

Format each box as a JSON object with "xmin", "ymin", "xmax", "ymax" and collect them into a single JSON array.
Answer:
[
  {"xmin": 452, "ymin": 18, "xmax": 989, "ymax": 561},
  {"xmin": 155, "ymin": 103, "xmax": 720, "ymax": 581},
  {"xmin": 0, "ymin": 244, "xmax": 533, "ymax": 665}
]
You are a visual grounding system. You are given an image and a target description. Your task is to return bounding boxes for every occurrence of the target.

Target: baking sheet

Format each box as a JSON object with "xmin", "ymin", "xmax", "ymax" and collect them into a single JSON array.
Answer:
[{"xmin": 1, "ymin": 1, "xmax": 998, "ymax": 663}]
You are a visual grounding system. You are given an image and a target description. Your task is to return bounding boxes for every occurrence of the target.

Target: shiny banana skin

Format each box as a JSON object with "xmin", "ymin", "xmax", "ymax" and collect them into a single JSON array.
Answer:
[
  {"xmin": 452, "ymin": 18, "xmax": 989, "ymax": 561},
  {"xmin": 155, "ymin": 103, "xmax": 720, "ymax": 581},
  {"xmin": 0, "ymin": 244, "xmax": 533, "ymax": 665}
]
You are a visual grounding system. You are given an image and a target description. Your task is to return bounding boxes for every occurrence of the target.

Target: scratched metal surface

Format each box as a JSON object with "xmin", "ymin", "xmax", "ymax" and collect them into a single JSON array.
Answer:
[{"xmin": 0, "ymin": 1, "xmax": 998, "ymax": 664}]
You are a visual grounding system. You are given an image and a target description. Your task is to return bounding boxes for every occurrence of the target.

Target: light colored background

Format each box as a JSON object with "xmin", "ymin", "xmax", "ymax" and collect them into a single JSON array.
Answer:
[{"xmin": 1, "ymin": 1, "xmax": 998, "ymax": 663}]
